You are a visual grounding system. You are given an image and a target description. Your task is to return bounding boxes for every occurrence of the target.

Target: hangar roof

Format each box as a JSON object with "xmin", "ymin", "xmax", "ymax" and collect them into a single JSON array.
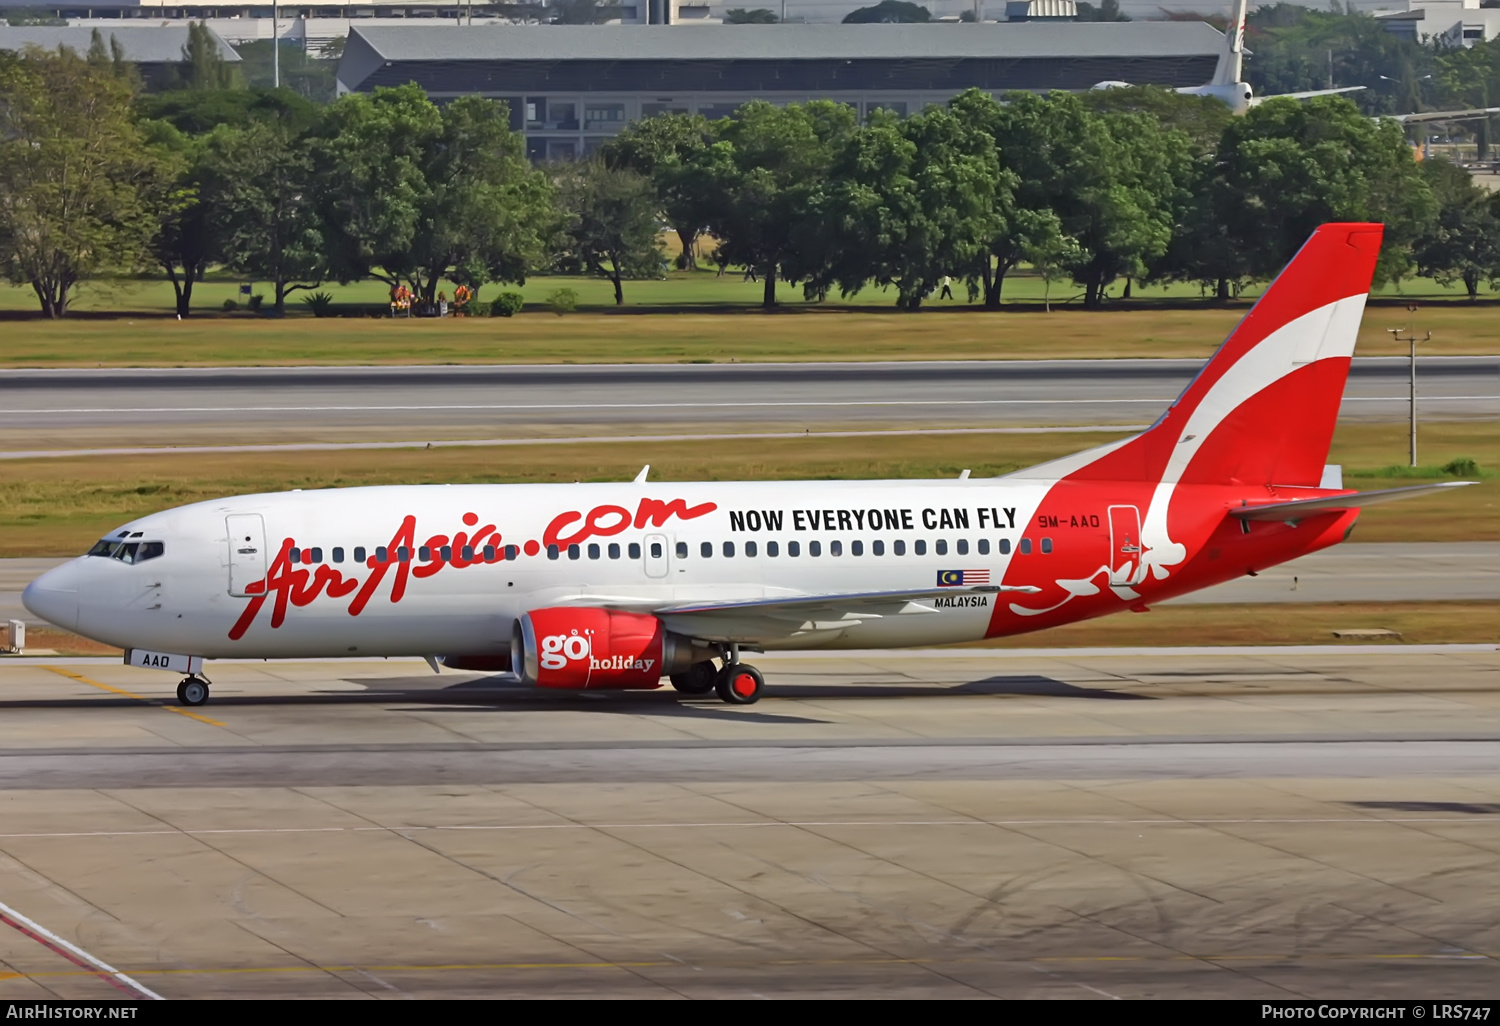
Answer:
[{"xmin": 345, "ymin": 22, "xmax": 1225, "ymax": 64}]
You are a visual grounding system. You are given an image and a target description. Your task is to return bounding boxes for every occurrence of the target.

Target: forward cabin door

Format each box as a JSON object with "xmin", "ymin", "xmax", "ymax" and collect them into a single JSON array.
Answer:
[
  {"xmin": 1107, "ymin": 505, "xmax": 1144, "ymax": 588},
  {"xmin": 226, "ymin": 514, "xmax": 269, "ymax": 597},
  {"xmin": 643, "ymin": 533, "xmax": 669, "ymax": 579}
]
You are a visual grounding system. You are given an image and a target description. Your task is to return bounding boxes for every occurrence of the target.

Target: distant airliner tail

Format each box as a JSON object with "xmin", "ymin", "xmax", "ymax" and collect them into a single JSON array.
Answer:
[{"xmin": 1212, "ymin": 0, "xmax": 1249, "ymax": 87}]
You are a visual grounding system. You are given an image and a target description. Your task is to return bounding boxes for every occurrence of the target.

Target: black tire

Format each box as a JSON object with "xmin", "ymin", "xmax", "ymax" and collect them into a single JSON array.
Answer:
[
  {"xmin": 670, "ymin": 660, "xmax": 718, "ymax": 695},
  {"xmin": 714, "ymin": 663, "xmax": 764, "ymax": 705},
  {"xmin": 176, "ymin": 678, "xmax": 209, "ymax": 707}
]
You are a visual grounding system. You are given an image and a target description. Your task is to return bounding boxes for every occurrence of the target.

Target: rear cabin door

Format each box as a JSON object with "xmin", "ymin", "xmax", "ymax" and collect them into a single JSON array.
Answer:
[
  {"xmin": 226, "ymin": 514, "xmax": 268, "ymax": 597},
  {"xmin": 1107, "ymin": 505, "xmax": 1144, "ymax": 588}
]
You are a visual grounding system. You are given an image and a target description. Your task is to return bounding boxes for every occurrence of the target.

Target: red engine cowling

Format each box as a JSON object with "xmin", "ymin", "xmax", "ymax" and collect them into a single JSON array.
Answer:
[{"xmin": 513, "ymin": 607, "xmax": 713, "ymax": 690}]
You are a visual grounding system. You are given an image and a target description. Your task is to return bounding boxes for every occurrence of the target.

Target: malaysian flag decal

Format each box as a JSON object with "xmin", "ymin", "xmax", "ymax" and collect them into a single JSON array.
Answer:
[{"xmin": 937, "ymin": 570, "xmax": 990, "ymax": 587}]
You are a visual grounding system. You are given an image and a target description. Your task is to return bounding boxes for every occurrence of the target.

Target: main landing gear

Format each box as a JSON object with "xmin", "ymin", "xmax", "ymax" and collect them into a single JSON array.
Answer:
[
  {"xmin": 176, "ymin": 674, "xmax": 211, "ymax": 707},
  {"xmin": 669, "ymin": 646, "xmax": 764, "ymax": 705}
]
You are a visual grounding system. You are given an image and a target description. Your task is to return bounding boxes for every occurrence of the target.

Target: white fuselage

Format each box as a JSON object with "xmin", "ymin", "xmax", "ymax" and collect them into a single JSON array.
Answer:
[{"xmin": 29, "ymin": 479, "xmax": 1056, "ymax": 659}]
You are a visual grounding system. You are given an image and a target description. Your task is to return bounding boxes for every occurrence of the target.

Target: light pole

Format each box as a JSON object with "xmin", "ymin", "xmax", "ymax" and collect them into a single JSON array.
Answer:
[
  {"xmin": 1388, "ymin": 304, "xmax": 1429, "ymax": 468},
  {"xmin": 272, "ymin": 0, "xmax": 279, "ymax": 90}
]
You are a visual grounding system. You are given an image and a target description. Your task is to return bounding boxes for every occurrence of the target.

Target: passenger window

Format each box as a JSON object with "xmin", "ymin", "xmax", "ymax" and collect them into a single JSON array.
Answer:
[
  {"xmin": 977, "ymin": 539, "xmax": 989, "ymax": 555},
  {"xmin": 629, "ymin": 542, "xmax": 642, "ymax": 559},
  {"xmin": 484, "ymin": 545, "xmax": 496, "ymax": 561},
  {"xmin": 767, "ymin": 541, "xmax": 779, "ymax": 557},
  {"xmin": 701, "ymin": 541, "xmax": 712, "ymax": 558},
  {"xmin": 438, "ymin": 546, "xmax": 451, "ymax": 561},
  {"xmin": 809, "ymin": 540, "xmax": 822, "ymax": 557},
  {"xmin": 651, "ymin": 542, "xmax": 663, "ymax": 558},
  {"xmin": 894, "ymin": 539, "xmax": 906, "ymax": 556},
  {"xmin": 957, "ymin": 539, "xmax": 968, "ymax": 556},
  {"xmin": 138, "ymin": 541, "xmax": 165, "ymax": 562},
  {"xmin": 1041, "ymin": 538, "xmax": 1053, "ymax": 554},
  {"xmin": 746, "ymin": 540, "xmax": 758, "ymax": 557},
  {"xmin": 417, "ymin": 546, "xmax": 430, "ymax": 562},
  {"xmin": 675, "ymin": 541, "xmax": 687, "ymax": 558},
  {"xmin": 935, "ymin": 539, "xmax": 947, "ymax": 556},
  {"xmin": 999, "ymin": 539, "xmax": 1012, "ymax": 555},
  {"xmin": 376, "ymin": 546, "xmax": 389, "ymax": 563},
  {"xmin": 608, "ymin": 543, "xmax": 620, "ymax": 559},
  {"xmin": 588, "ymin": 543, "xmax": 600, "ymax": 560},
  {"xmin": 460, "ymin": 545, "xmax": 473, "ymax": 561},
  {"xmin": 851, "ymin": 540, "xmax": 863, "ymax": 556},
  {"xmin": 915, "ymin": 540, "xmax": 927, "ymax": 556},
  {"xmin": 333, "ymin": 547, "xmax": 345, "ymax": 563},
  {"xmin": 1019, "ymin": 538, "xmax": 1032, "ymax": 555},
  {"xmin": 505, "ymin": 544, "xmax": 518, "ymax": 560},
  {"xmin": 289, "ymin": 547, "xmax": 301, "ymax": 564},
  {"xmin": 567, "ymin": 544, "xmax": 580, "ymax": 560},
  {"xmin": 788, "ymin": 541, "xmax": 801, "ymax": 557},
  {"xmin": 872, "ymin": 539, "xmax": 884, "ymax": 556},
  {"xmin": 547, "ymin": 544, "xmax": 560, "ymax": 560},
  {"xmin": 309, "ymin": 547, "xmax": 323, "ymax": 564},
  {"xmin": 355, "ymin": 546, "xmax": 367, "ymax": 562},
  {"xmin": 830, "ymin": 540, "xmax": 842, "ymax": 556},
  {"xmin": 723, "ymin": 541, "xmax": 735, "ymax": 557},
  {"xmin": 398, "ymin": 546, "xmax": 412, "ymax": 563}
]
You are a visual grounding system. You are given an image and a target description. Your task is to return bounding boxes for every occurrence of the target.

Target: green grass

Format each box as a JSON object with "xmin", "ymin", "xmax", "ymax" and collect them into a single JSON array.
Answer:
[{"xmin": 1, "ymin": 420, "xmax": 1493, "ymax": 557}]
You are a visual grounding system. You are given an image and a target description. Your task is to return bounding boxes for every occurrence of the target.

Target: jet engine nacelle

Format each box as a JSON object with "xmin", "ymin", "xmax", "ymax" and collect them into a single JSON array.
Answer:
[{"xmin": 512, "ymin": 607, "xmax": 716, "ymax": 690}]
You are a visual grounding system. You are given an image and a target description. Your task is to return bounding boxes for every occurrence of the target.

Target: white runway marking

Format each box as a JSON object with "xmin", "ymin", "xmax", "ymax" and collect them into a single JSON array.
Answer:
[
  {"xmin": 0, "ymin": 897, "xmax": 164, "ymax": 1000},
  {"xmin": 4, "ymin": 395, "xmax": 1495, "ymax": 416},
  {"xmin": 0, "ymin": 424, "xmax": 1149, "ymax": 461}
]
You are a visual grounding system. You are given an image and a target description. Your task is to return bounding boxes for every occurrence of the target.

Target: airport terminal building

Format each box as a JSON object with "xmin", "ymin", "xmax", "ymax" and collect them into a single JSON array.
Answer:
[{"xmin": 336, "ymin": 23, "xmax": 1225, "ymax": 161}]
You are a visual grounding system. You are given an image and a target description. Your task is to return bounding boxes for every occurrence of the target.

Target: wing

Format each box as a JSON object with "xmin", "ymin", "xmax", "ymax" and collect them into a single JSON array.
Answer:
[
  {"xmin": 1230, "ymin": 481, "xmax": 1476, "ymax": 523},
  {"xmin": 1251, "ymin": 86, "xmax": 1365, "ymax": 105},
  {"xmin": 559, "ymin": 585, "xmax": 1039, "ymax": 646},
  {"xmin": 1391, "ymin": 106, "xmax": 1500, "ymax": 124}
]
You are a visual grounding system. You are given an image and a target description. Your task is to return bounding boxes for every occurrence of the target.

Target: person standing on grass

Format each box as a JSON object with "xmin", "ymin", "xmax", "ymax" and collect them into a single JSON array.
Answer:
[
  {"xmin": 439, "ymin": 291, "xmax": 448, "ymax": 317},
  {"xmin": 389, "ymin": 284, "xmax": 399, "ymax": 318},
  {"xmin": 939, "ymin": 276, "xmax": 953, "ymax": 300}
]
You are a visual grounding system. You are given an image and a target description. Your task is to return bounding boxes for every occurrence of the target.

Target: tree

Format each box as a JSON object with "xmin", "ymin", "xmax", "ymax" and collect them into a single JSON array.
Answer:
[
  {"xmin": 1075, "ymin": 0, "xmax": 1129, "ymax": 20},
  {"xmin": 724, "ymin": 8, "xmax": 778, "ymax": 22},
  {"xmin": 318, "ymin": 86, "xmax": 558, "ymax": 303},
  {"xmin": 602, "ymin": 112, "xmax": 716, "ymax": 270},
  {"xmin": 139, "ymin": 119, "xmax": 212, "ymax": 318},
  {"xmin": 842, "ymin": 1, "xmax": 930, "ymax": 22},
  {"xmin": 697, "ymin": 100, "xmax": 859, "ymax": 307},
  {"xmin": 557, "ymin": 162, "xmax": 664, "ymax": 305},
  {"xmin": 0, "ymin": 47, "xmax": 163, "ymax": 317},
  {"xmin": 203, "ymin": 119, "xmax": 326, "ymax": 315},
  {"xmin": 1412, "ymin": 158, "xmax": 1500, "ymax": 300},
  {"xmin": 136, "ymin": 86, "xmax": 320, "ymax": 137},
  {"xmin": 816, "ymin": 105, "xmax": 1011, "ymax": 309},
  {"xmin": 180, "ymin": 21, "xmax": 236, "ymax": 91},
  {"xmin": 1210, "ymin": 96, "xmax": 1434, "ymax": 286}
]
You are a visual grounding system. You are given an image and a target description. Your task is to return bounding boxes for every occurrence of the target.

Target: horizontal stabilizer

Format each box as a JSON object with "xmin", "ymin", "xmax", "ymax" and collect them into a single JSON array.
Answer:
[
  {"xmin": 1230, "ymin": 481, "xmax": 1477, "ymax": 522},
  {"xmin": 1252, "ymin": 86, "xmax": 1365, "ymax": 105},
  {"xmin": 1392, "ymin": 106, "xmax": 1500, "ymax": 124}
]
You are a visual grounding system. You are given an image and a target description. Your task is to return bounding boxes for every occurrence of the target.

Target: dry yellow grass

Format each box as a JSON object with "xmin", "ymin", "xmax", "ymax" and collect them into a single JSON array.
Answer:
[
  {"xmin": 0, "ymin": 421, "xmax": 1492, "ymax": 557},
  {"xmin": 0, "ymin": 302, "xmax": 1494, "ymax": 367}
]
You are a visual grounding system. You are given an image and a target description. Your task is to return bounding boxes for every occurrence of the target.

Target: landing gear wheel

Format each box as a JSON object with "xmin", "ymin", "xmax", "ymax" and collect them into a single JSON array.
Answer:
[
  {"xmin": 176, "ymin": 677, "xmax": 209, "ymax": 707},
  {"xmin": 715, "ymin": 663, "xmax": 764, "ymax": 706},
  {"xmin": 670, "ymin": 660, "xmax": 718, "ymax": 695}
]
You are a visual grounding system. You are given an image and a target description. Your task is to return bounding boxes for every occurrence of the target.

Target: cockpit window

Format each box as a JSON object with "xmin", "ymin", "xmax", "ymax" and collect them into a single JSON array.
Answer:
[{"xmin": 85, "ymin": 539, "xmax": 164, "ymax": 562}]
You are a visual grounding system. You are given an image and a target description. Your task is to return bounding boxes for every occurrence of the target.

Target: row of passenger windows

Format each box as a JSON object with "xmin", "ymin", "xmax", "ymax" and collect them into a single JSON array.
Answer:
[{"xmin": 286, "ymin": 537, "xmax": 1056, "ymax": 565}]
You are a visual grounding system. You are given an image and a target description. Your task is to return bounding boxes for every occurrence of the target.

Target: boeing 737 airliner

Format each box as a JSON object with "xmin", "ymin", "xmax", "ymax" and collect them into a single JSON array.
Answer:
[{"xmin": 23, "ymin": 223, "xmax": 1472, "ymax": 707}]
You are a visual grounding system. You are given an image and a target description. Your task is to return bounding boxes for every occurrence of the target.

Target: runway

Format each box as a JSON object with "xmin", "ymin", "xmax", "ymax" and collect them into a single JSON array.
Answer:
[
  {"xmin": 9, "ymin": 542, "xmax": 1497, "ymax": 629},
  {"xmin": 0, "ymin": 647, "xmax": 1496, "ymax": 998},
  {"xmin": 3, "ymin": 357, "xmax": 1495, "ymax": 451}
]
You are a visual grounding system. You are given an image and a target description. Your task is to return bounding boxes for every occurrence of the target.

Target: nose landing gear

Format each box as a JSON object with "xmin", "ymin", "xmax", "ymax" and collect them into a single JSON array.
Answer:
[{"xmin": 176, "ymin": 675, "xmax": 211, "ymax": 707}]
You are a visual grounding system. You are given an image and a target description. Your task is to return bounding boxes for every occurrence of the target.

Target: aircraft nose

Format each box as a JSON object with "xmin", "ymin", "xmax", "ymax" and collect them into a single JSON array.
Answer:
[{"xmin": 22, "ymin": 560, "xmax": 81, "ymax": 631}]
